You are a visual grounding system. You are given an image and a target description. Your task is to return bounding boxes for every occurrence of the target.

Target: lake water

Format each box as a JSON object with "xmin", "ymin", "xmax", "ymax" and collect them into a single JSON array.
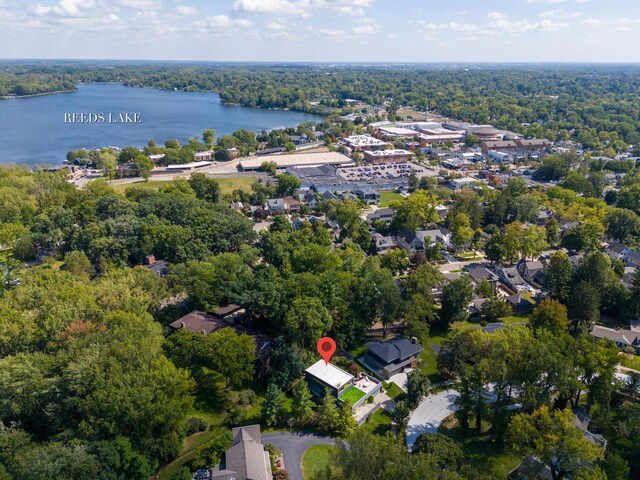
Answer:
[{"xmin": 0, "ymin": 83, "xmax": 323, "ymax": 166}]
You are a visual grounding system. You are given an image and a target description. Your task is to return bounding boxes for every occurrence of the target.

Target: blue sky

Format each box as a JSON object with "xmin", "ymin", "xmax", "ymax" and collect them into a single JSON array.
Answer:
[{"xmin": 1, "ymin": 0, "xmax": 639, "ymax": 62}]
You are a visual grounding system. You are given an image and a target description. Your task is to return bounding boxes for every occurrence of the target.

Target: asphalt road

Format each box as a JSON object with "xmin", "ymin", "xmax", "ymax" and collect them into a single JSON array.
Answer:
[
  {"xmin": 261, "ymin": 431, "xmax": 337, "ymax": 480},
  {"xmin": 405, "ymin": 389, "xmax": 460, "ymax": 450}
]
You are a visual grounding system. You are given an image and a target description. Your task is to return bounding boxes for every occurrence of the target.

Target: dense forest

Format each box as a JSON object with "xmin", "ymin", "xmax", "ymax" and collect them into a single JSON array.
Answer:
[{"xmin": 1, "ymin": 63, "xmax": 640, "ymax": 151}]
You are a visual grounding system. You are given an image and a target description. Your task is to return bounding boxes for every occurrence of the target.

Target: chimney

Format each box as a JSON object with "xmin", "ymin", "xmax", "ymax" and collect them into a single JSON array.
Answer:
[
  {"xmin": 180, "ymin": 321, "xmax": 185, "ymax": 328},
  {"xmin": 202, "ymin": 329, "xmax": 206, "ymax": 335},
  {"xmin": 411, "ymin": 337, "xmax": 418, "ymax": 344},
  {"xmin": 146, "ymin": 254, "xmax": 155, "ymax": 265}
]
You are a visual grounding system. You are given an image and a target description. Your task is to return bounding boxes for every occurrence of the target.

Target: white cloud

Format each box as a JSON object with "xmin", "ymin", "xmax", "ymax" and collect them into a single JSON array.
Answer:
[
  {"xmin": 174, "ymin": 5, "xmax": 197, "ymax": 16},
  {"xmin": 352, "ymin": 23, "xmax": 379, "ymax": 34},
  {"xmin": 524, "ymin": 0, "xmax": 566, "ymax": 4},
  {"xmin": 31, "ymin": 0, "xmax": 95, "ymax": 18},
  {"xmin": 191, "ymin": 15, "xmax": 253, "ymax": 33},
  {"xmin": 318, "ymin": 28, "xmax": 346, "ymax": 37},
  {"xmin": 117, "ymin": 0, "xmax": 161, "ymax": 10},
  {"xmin": 232, "ymin": 0, "xmax": 305, "ymax": 15}
]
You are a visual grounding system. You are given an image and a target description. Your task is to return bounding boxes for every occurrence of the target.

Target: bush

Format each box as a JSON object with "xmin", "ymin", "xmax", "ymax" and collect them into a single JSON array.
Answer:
[{"xmin": 185, "ymin": 416, "xmax": 209, "ymax": 435}]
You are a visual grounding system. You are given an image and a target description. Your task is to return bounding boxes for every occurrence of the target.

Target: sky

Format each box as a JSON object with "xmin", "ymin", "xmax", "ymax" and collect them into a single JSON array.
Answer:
[{"xmin": 0, "ymin": 0, "xmax": 639, "ymax": 62}]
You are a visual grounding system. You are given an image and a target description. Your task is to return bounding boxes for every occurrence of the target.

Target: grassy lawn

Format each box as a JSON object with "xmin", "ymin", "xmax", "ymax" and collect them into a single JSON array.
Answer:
[
  {"xmin": 302, "ymin": 445, "xmax": 336, "ymax": 480},
  {"xmin": 339, "ymin": 386, "xmax": 366, "ymax": 404},
  {"xmin": 111, "ymin": 176, "xmax": 256, "ymax": 195},
  {"xmin": 420, "ymin": 346, "xmax": 443, "ymax": 384},
  {"xmin": 379, "ymin": 191, "xmax": 403, "ymax": 207},
  {"xmin": 620, "ymin": 353, "xmax": 640, "ymax": 372},
  {"xmin": 383, "ymin": 382, "xmax": 405, "ymax": 401},
  {"xmin": 499, "ymin": 315, "xmax": 530, "ymax": 326},
  {"xmin": 360, "ymin": 409, "xmax": 393, "ymax": 437},
  {"xmin": 440, "ymin": 420, "xmax": 521, "ymax": 480}
]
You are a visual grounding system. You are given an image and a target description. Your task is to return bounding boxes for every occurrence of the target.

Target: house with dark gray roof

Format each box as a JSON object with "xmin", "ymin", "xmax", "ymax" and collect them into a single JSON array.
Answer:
[
  {"xmin": 210, "ymin": 425, "xmax": 272, "ymax": 480},
  {"xmin": 396, "ymin": 228, "xmax": 424, "ymax": 254},
  {"xmin": 495, "ymin": 265, "xmax": 527, "ymax": 291},
  {"xmin": 364, "ymin": 336, "xmax": 424, "ymax": 380}
]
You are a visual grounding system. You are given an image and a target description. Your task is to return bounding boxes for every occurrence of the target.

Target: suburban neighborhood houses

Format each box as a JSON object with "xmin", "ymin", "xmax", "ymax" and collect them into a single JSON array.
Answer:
[{"xmin": 4, "ymin": 61, "xmax": 640, "ymax": 480}]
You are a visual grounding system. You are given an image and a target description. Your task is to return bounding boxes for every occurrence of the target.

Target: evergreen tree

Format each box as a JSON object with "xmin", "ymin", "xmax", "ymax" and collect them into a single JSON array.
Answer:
[
  {"xmin": 291, "ymin": 380, "xmax": 315, "ymax": 426},
  {"xmin": 262, "ymin": 384, "xmax": 285, "ymax": 427},
  {"xmin": 318, "ymin": 388, "xmax": 339, "ymax": 431},
  {"xmin": 334, "ymin": 401, "xmax": 357, "ymax": 438}
]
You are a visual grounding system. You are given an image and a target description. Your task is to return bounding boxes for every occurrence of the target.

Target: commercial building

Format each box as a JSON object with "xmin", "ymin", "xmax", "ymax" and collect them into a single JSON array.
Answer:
[
  {"xmin": 194, "ymin": 150, "xmax": 214, "ymax": 161},
  {"xmin": 363, "ymin": 149, "xmax": 414, "ymax": 164},
  {"xmin": 377, "ymin": 126, "xmax": 419, "ymax": 138},
  {"xmin": 238, "ymin": 152, "xmax": 353, "ymax": 171},
  {"xmin": 344, "ymin": 135, "xmax": 389, "ymax": 151}
]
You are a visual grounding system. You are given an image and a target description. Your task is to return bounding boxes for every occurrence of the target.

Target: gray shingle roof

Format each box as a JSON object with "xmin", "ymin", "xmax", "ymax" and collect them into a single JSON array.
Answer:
[{"xmin": 366, "ymin": 336, "xmax": 423, "ymax": 364}]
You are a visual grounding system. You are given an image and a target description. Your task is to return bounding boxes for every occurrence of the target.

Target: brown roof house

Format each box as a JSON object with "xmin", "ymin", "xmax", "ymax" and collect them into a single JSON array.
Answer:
[
  {"xmin": 169, "ymin": 310, "xmax": 272, "ymax": 376},
  {"xmin": 209, "ymin": 425, "xmax": 272, "ymax": 480}
]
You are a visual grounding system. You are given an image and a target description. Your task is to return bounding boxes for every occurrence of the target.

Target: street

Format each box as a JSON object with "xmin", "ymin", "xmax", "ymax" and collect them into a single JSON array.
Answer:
[{"xmin": 261, "ymin": 431, "xmax": 337, "ymax": 480}]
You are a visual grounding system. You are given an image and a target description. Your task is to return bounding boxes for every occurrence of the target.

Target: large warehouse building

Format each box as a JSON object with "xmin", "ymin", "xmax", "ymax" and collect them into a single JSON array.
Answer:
[{"xmin": 238, "ymin": 152, "xmax": 353, "ymax": 172}]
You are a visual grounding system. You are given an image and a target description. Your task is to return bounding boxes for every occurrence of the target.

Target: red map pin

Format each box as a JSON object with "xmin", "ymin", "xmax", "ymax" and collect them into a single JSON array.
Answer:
[{"xmin": 317, "ymin": 337, "xmax": 337, "ymax": 366}]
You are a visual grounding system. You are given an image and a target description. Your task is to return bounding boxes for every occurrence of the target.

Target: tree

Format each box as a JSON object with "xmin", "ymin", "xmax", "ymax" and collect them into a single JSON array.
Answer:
[
  {"xmin": 530, "ymin": 298, "xmax": 569, "ymax": 334},
  {"xmin": 521, "ymin": 225, "xmax": 548, "ymax": 260},
  {"xmin": 318, "ymin": 389, "xmax": 339, "ymax": 431},
  {"xmin": 284, "ymin": 297, "xmax": 332, "ymax": 348},
  {"xmin": 202, "ymin": 129, "xmax": 216, "ymax": 147},
  {"xmin": 268, "ymin": 338, "xmax": 303, "ymax": 389},
  {"xmin": 335, "ymin": 401, "xmax": 357, "ymax": 438},
  {"xmin": 379, "ymin": 248, "xmax": 409, "ymax": 275},
  {"xmin": 390, "ymin": 190, "xmax": 441, "ymax": 232},
  {"xmin": 61, "ymin": 250, "xmax": 94, "ymax": 278},
  {"xmin": 291, "ymin": 380, "xmax": 315, "ymax": 426},
  {"xmin": 568, "ymin": 281, "xmax": 601, "ymax": 331},
  {"xmin": 275, "ymin": 174, "xmax": 301, "ymax": 196},
  {"xmin": 455, "ymin": 364, "xmax": 489, "ymax": 432},
  {"xmin": 480, "ymin": 297, "xmax": 512, "ymax": 323},
  {"xmin": 411, "ymin": 433, "xmax": 464, "ymax": 469},
  {"xmin": 189, "ymin": 172, "xmax": 220, "ymax": 203},
  {"xmin": 503, "ymin": 221, "xmax": 523, "ymax": 264},
  {"xmin": 440, "ymin": 276, "xmax": 474, "ymax": 327},
  {"xmin": 406, "ymin": 369, "xmax": 430, "ymax": 409},
  {"xmin": 284, "ymin": 141, "xmax": 296, "ymax": 152},
  {"xmin": 262, "ymin": 383, "xmax": 285, "ymax": 427},
  {"xmin": 544, "ymin": 251, "xmax": 573, "ymax": 303},
  {"xmin": 325, "ymin": 199, "xmax": 362, "ymax": 234},
  {"xmin": 484, "ymin": 233, "xmax": 506, "ymax": 265},
  {"xmin": 546, "ymin": 218, "xmax": 560, "ymax": 246},
  {"xmin": 605, "ymin": 208, "xmax": 640, "ymax": 245},
  {"xmin": 449, "ymin": 213, "xmax": 474, "ymax": 252},
  {"xmin": 207, "ymin": 328, "xmax": 257, "ymax": 388},
  {"xmin": 390, "ymin": 400, "xmax": 410, "ymax": 435},
  {"xmin": 561, "ymin": 221, "xmax": 605, "ymax": 252},
  {"xmin": 508, "ymin": 406, "xmax": 604, "ymax": 480},
  {"xmin": 617, "ymin": 183, "xmax": 640, "ymax": 216}
]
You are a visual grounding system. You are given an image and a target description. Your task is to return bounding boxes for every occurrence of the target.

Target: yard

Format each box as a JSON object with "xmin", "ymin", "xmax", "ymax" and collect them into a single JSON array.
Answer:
[
  {"xmin": 302, "ymin": 445, "xmax": 336, "ymax": 480},
  {"xmin": 440, "ymin": 418, "xmax": 521, "ymax": 480},
  {"xmin": 360, "ymin": 409, "xmax": 393, "ymax": 436},
  {"xmin": 339, "ymin": 386, "xmax": 366, "ymax": 405},
  {"xmin": 620, "ymin": 353, "xmax": 640, "ymax": 372},
  {"xmin": 379, "ymin": 191, "xmax": 404, "ymax": 207}
]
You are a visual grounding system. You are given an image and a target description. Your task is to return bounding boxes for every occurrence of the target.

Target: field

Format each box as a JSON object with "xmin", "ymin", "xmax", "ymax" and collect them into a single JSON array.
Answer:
[
  {"xmin": 379, "ymin": 191, "xmax": 403, "ymax": 207},
  {"xmin": 302, "ymin": 445, "xmax": 335, "ymax": 480},
  {"xmin": 110, "ymin": 176, "xmax": 256, "ymax": 195}
]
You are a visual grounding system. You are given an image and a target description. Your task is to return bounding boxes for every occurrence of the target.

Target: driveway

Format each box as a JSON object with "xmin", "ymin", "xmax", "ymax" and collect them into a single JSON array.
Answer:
[
  {"xmin": 262, "ymin": 431, "xmax": 337, "ymax": 480},
  {"xmin": 405, "ymin": 389, "xmax": 460, "ymax": 450},
  {"xmin": 388, "ymin": 370, "xmax": 410, "ymax": 393}
]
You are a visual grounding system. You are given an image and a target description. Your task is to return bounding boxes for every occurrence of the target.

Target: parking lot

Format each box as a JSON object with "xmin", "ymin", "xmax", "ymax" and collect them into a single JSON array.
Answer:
[{"xmin": 338, "ymin": 162, "xmax": 436, "ymax": 183}]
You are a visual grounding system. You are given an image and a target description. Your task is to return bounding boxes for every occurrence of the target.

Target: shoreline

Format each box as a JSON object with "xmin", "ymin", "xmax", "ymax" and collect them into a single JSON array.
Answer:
[{"xmin": 0, "ymin": 88, "xmax": 76, "ymax": 100}]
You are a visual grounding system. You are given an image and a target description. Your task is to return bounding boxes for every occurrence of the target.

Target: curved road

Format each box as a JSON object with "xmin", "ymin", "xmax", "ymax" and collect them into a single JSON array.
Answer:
[{"xmin": 262, "ymin": 431, "xmax": 337, "ymax": 480}]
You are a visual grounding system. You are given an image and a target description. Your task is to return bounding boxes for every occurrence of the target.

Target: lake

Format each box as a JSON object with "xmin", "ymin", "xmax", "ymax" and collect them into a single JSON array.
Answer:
[{"xmin": 0, "ymin": 83, "xmax": 324, "ymax": 166}]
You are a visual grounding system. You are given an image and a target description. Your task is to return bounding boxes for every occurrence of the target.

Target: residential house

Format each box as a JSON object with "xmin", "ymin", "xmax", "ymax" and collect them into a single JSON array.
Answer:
[
  {"xmin": 366, "ymin": 208, "xmax": 396, "ymax": 224},
  {"xmin": 169, "ymin": 310, "xmax": 272, "ymax": 376},
  {"xmin": 373, "ymin": 233, "xmax": 397, "ymax": 255},
  {"xmin": 364, "ymin": 336, "xmax": 424, "ymax": 380},
  {"xmin": 356, "ymin": 189, "xmax": 381, "ymax": 205},
  {"xmin": 495, "ymin": 265, "xmax": 528, "ymax": 291},
  {"xmin": 417, "ymin": 227, "xmax": 452, "ymax": 250},
  {"xmin": 209, "ymin": 425, "xmax": 272, "ymax": 480},
  {"xmin": 606, "ymin": 241, "xmax": 627, "ymax": 262},
  {"xmin": 142, "ymin": 255, "xmax": 169, "ymax": 277},
  {"xmin": 589, "ymin": 324, "xmax": 640, "ymax": 353},
  {"xmin": 396, "ymin": 228, "xmax": 424, "ymax": 254},
  {"xmin": 466, "ymin": 265, "xmax": 500, "ymax": 293},
  {"xmin": 283, "ymin": 196, "xmax": 301, "ymax": 213},
  {"xmin": 304, "ymin": 360, "xmax": 382, "ymax": 414},
  {"xmin": 517, "ymin": 260, "xmax": 546, "ymax": 285},
  {"xmin": 506, "ymin": 293, "xmax": 535, "ymax": 313},
  {"xmin": 516, "ymin": 139, "xmax": 552, "ymax": 151},
  {"xmin": 266, "ymin": 198, "xmax": 286, "ymax": 215},
  {"xmin": 508, "ymin": 455, "xmax": 553, "ymax": 480}
]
